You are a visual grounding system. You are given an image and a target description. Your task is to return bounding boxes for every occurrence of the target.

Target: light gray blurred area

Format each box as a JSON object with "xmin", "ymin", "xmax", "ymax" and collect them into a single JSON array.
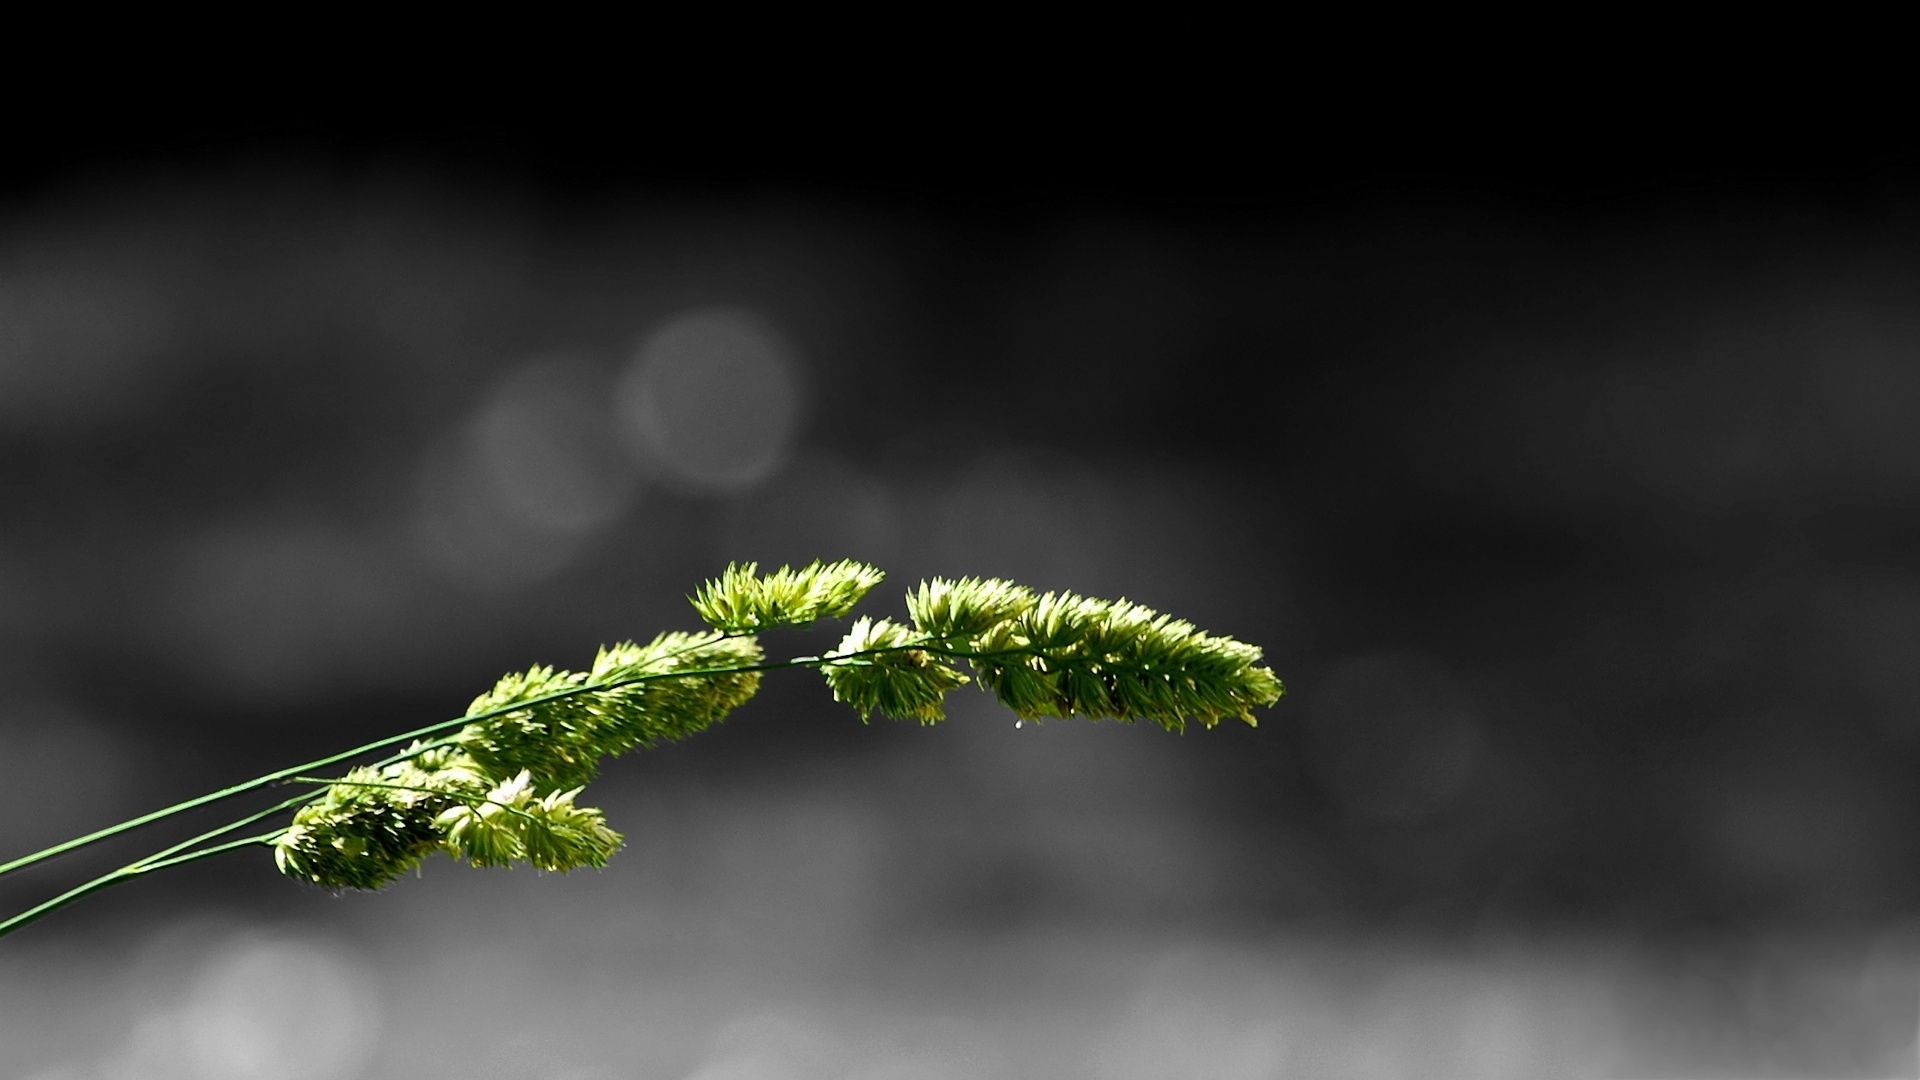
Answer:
[{"xmin": 6, "ymin": 162, "xmax": 1920, "ymax": 1077}]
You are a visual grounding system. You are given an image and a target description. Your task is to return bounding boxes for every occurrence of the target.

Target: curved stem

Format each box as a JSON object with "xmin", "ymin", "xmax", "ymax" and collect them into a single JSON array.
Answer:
[
  {"xmin": 0, "ymin": 824, "xmax": 290, "ymax": 939},
  {"xmin": 136, "ymin": 832, "xmax": 283, "ymax": 874},
  {"xmin": 0, "ymin": 648, "xmax": 782, "ymax": 880},
  {"xmin": 0, "ymin": 787, "xmax": 321, "ymax": 939},
  {"xmin": 0, "ymin": 638, "xmax": 1059, "ymax": 939},
  {"xmin": 0, "ymin": 641, "xmax": 1035, "ymax": 883}
]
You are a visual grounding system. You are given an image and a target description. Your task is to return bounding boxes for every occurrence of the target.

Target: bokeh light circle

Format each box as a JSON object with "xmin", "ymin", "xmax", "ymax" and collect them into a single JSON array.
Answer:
[
  {"xmin": 617, "ymin": 308, "xmax": 803, "ymax": 493},
  {"xmin": 410, "ymin": 356, "xmax": 637, "ymax": 592},
  {"xmin": 473, "ymin": 356, "xmax": 637, "ymax": 533}
]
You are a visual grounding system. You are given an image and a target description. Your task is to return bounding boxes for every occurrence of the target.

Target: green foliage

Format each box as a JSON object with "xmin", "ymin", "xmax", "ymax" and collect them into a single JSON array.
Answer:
[
  {"xmin": 434, "ymin": 771, "xmax": 622, "ymax": 873},
  {"xmin": 275, "ymin": 631, "xmax": 764, "ymax": 890},
  {"xmin": 274, "ymin": 751, "xmax": 623, "ymax": 887},
  {"xmin": 904, "ymin": 576, "xmax": 1037, "ymax": 638},
  {"xmin": 821, "ymin": 617, "xmax": 973, "ymax": 723},
  {"xmin": 970, "ymin": 589, "xmax": 1284, "ymax": 731},
  {"xmin": 273, "ymin": 745, "xmax": 490, "ymax": 890},
  {"xmin": 1, "ymin": 559, "xmax": 1283, "ymax": 937},
  {"xmin": 850, "ymin": 576, "xmax": 1285, "ymax": 731},
  {"xmin": 456, "ymin": 631, "xmax": 764, "ymax": 791},
  {"xmin": 690, "ymin": 559, "xmax": 886, "ymax": 632},
  {"xmin": 275, "ymin": 570, "xmax": 1279, "ymax": 892}
]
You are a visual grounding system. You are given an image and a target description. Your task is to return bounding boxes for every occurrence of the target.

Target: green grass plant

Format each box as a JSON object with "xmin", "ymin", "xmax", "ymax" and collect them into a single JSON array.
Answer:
[{"xmin": 0, "ymin": 560, "xmax": 1283, "ymax": 938}]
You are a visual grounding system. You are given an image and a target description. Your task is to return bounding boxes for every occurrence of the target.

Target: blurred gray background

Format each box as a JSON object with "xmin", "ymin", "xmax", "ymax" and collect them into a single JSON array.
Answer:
[{"xmin": 4, "ymin": 131, "xmax": 1920, "ymax": 1078}]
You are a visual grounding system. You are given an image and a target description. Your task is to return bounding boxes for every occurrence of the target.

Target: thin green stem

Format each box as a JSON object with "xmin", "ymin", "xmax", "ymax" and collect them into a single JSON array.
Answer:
[
  {"xmin": 0, "ymin": 789, "xmax": 320, "ymax": 940},
  {"xmin": 0, "ymin": 650, "xmax": 763, "ymax": 879},
  {"xmin": 136, "ymin": 832, "xmax": 284, "ymax": 873},
  {"xmin": 0, "ymin": 829, "xmax": 285, "ymax": 939},
  {"xmin": 0, "ymin": 634, "xmax": 1104, "ymax": 939},
  {"xmin": 145, "ymin": 791, "xmax": 317, "ymax": 867},
  {"xmin": 0, "ymin": 639, "xmax": 1034, "ymax": 883}
]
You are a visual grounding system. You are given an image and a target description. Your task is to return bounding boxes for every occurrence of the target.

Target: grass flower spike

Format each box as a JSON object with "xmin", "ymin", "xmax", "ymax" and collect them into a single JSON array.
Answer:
[
  {"xmin": 690, "ymin": 559, "xmax": 887, "ymax": 632},
  {"xmin": 0, "ymin": 560, "xmax": 1282, "ymax": 938}
]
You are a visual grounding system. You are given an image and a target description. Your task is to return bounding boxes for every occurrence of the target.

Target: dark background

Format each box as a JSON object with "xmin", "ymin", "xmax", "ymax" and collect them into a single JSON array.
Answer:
[{"xmin": 4, "ymin": 110, "xmax": 1920, "ymax": 1076}]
